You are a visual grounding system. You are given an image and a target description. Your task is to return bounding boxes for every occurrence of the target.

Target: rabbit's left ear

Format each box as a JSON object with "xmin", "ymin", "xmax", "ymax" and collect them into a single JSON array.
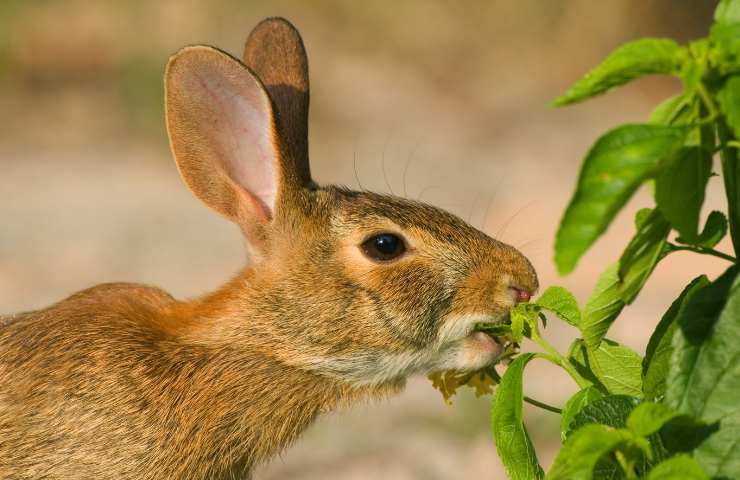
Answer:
[{"xmin": 243, "ymin": 17, "xmax": 311, "ymax": 187}]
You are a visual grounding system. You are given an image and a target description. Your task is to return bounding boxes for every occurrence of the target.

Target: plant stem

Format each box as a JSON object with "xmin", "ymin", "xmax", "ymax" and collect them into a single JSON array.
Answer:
[
  {"xmin": 523, "ymin": 395, "xmax": 562, "ymax": 414},
  {"xmin": 531, "ymin": 330, "xmax": 590, "ymax": 390},
  {"xmin": 670, "ymin": 244, "xmax": 737, "ymax": 262},
  {"xmin": 697, "ymin": 83, "xmax": 719, "ymax": 118}
]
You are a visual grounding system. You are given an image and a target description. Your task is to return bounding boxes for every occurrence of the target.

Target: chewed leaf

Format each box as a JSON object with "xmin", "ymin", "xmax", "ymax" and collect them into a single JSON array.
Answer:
[
  {"xmin": 428, "ymin": 369, "xmax": 500, "ymax": 404},
  {"xmin": 535, "ymin": 286, "xmax": 582, "ymax": 328},
  {"xmin": 554, "ymin": 124, "xmax": 685, "ymax": 275},
  {"xmin": 467, "ymin": 371, "xmax": 496, "ymax": 397},
  {"xmin": 552, "ymin": 38, "xmax": 686, "ymax": 106}
]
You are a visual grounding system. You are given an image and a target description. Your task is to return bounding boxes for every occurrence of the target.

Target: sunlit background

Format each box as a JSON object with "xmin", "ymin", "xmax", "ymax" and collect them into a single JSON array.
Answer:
[{"xmin": 0, "ymin": 1, "xmax": 725, "ymax": 478}]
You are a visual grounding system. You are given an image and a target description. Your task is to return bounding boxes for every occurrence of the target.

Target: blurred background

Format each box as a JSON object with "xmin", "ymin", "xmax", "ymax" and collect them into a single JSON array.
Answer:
[{"xmin": 0, "ymin": 1, "xmax": 728, "ymax": 478}]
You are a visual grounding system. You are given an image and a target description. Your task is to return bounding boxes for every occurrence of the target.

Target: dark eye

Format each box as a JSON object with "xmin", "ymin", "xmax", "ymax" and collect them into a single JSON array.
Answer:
[{"xmin": 361, "ymin": 233, "xmax": 406, "ymax": 262}]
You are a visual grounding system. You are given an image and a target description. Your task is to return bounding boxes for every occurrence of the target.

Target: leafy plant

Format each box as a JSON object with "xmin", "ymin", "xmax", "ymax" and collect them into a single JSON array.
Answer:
[{"xmin": 429, "ymin": 2, "xmax": 740, "ymax": 478}]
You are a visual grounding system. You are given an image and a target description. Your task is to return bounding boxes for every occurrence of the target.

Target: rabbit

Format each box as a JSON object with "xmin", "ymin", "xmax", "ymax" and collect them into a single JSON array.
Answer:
[{"xmin": 0, "ymin": 17, "xmax": 537, "ymax": 480}]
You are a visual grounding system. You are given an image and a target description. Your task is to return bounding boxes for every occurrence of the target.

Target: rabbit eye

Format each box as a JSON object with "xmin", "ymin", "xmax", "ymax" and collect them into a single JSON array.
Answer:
[{"xmin": 361, "ymin": 233, "xmax": 406, "ymax": 262}]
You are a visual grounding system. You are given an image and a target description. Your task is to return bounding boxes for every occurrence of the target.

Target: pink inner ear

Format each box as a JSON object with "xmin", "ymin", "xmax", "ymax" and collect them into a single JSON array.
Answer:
[{"xmin": 199, "ymin": 71, "xmax": 278, "ymax": 220}]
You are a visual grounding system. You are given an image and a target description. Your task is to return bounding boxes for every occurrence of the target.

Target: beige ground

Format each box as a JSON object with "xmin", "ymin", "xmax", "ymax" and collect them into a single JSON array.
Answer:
[{"xmin": 0, "ymin": 1, "xmax": 726, "ymax": 478}]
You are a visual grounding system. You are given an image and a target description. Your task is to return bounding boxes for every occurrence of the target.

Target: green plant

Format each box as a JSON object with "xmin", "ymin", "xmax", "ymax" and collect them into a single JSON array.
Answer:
[{"xmin": 430, "ymin": 2, "xmax": 740, "ymax": 478}]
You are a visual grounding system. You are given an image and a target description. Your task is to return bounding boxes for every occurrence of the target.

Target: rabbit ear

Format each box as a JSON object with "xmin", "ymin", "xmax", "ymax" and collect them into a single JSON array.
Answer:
[
  {"xmin": 243, "ymin": 17, "xmax": 311, "ymax": 184},
  {"xmin": 165, "ymin": 45, "xmax": 286, "ymax": 225}
]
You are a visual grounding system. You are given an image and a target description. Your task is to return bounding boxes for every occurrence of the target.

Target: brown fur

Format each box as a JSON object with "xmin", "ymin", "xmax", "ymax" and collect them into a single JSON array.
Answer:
[{"xmin": 0, "ymin": 17, "xmax": 537, "ymax": 479}]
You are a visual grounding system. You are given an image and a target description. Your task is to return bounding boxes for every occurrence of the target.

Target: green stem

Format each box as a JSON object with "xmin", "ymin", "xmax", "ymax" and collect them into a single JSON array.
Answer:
[
  {"xmin": 670, "ymin": 244, "xmax": 737, "ymax": 262},
  {"xmin": 523, "ymin": 395, "xmax": 562, "ymax": 414},
  {"xmin": 487, "ymin": 365, "xmax": 562, "ymax": 414},
  {"xmin": 531, "ymin": 330, "xmax": 590, "ymax": 390},
  {"xmin": 615, "ymin": 451, "xmax": 638, "ymax": 479},
  {"xmin": 697, "ymin": 83, "xmax": 719, "ymax": 118}
]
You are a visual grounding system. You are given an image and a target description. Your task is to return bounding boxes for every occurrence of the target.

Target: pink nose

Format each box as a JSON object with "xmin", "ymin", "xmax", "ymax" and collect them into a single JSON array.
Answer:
[{"xmin": 512, "ymin": 287, "xmax": 532, "ymax": 303}]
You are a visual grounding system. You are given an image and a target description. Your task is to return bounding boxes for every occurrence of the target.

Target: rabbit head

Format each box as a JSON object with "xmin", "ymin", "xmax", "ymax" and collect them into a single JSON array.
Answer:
[{"xmin": 165, "ymin": 18, "xmax": 537, "ymax": 389}]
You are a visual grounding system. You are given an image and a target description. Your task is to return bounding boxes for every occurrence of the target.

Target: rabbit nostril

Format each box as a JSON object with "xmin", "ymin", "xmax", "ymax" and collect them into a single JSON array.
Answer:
[{"xmin": 511, "ymin": 286, "xmax": 532, "ymax": 303}]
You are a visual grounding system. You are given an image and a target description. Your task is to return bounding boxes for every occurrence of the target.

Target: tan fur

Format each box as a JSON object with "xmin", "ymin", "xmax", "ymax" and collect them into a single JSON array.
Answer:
[{"xmin": 0, "ymin": 17, "xmax": 537, "ymax": 479}]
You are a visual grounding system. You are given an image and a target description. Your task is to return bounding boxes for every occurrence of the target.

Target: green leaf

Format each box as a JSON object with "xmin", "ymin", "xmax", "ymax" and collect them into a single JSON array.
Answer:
[
  {"xmin": 715, "ymin": 0, "xmax": 740, "ymax": 25},
  {"xmin": 568, "ymin": 395, "xmax": 640, "ymax": 435},
  {"xmin": 567, "ymin": 339, "xmax": 609, "ymax": 391},
  {"xmin": 560, "ymin": 387, "xmax": 605, "ymax": 441},
  {"xmin": 555, "ymin": 124, "xmax": 685, "ymax": 275},
  {"xmin": 646, "ymin": 455, "xmax": 709, "ymax": 480},
  {"xmin": 711, "ymin": 23, "xmax": 740, "ymax": 75},
  {"xmin": 475, "ymin": 322, "xmax": 512, "ymax": 337},
  {"xmin": 667, "ymin": 266, "xmax": 740, "ymax": 478},
  {"xmin": 535, "ymin": 286, "xmax": 582, "ymax": 328},
  {"xmin": 491, "ymin": 353, "xmax": 544, "ymax": 480},
  {"xmin": 581, "ymin": 264, "xmax": 625, "ymax": 348},
  {"xmin": 589, "ymin": 339, "xmax": 643, "ymax": 396},
  {"xmin": 677, "ymin": 211, "xmax": 728, "ymax": 248},
  {"xmin": 655, "ymin": 147, "xmax": 713, "ymax": 242},
  {"xmin": 552, "ymin": 39, "xmax": 686, "ymax": 106},
  {"xmin": 649, "ymin": 94, "xmax": 689, "ymax": 125},
  {"xmin": 510, "ymin": 303, "xmax": 538, "ymax": 344},
  {"xmin": 643, "ymin": 276, "xmax": 710, "ymax": 400},
  {"xmin": 546, "ymin": 424, "xmax": 634, "ymax": 480},
  {"xmin": 718, "ymin": 76, "xmax": 740, "ymax": 140},
  {"xmin": 617, "ymin": 208, "xmax": 671, "ymax": 303},
  {"xmin": 626, "ymin": 402, "xmax": 681, "ymax": 437},
  {"xmin": 718, "ymin": 119, "xmax": 740, "ymax": 255}
]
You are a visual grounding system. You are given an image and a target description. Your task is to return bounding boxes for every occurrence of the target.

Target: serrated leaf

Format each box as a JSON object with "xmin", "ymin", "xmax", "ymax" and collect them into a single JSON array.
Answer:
[
  {"xmin": 677, "ymin": 211, "xmax": 728, "ymax": 248},
  {"xmin": 643, "ymin": 276, "xmax": 710, "ymax": 400},
  {"xmin": 626, "ymin": 402, "xmax": 682, "ymax": 437},
  {"xmin": 666, "ymin": 266, "xmax": 740, "ymax": 478},
  {"xmin": 555, "ymin": 124, "xmax": 685, "ymax": 275},
  {"xmin": 718, "ymin": 76, "xmax": 740, "ymax": 139},
  {"xmin": 588, "ymin": 339, "xmax": 643, "ymax": 397},
  {"xmin": 552, "ymin": 39, "xmax": 686, "ymax": 106},
  {"xmin": 491, "ymin": 353, "xmax": 544, "ymax": 480},
  {"xmin": 568, "ymin": 395, "xmax": 640, "ymax": 435},
  {"xmin": 545, "ymin": 424, "xmax": 635, "ymax": 480},
  {"xmin": 567, "ymin": 395, "xmax": 663, "ymax": 476},
  {"xmin": 646, "ymin": 455, "xmax": 709, "ymax": 480},
  {"xmin": 655, "ymin": 147, "xmax": 713, "ymax": 242},
  {"xmin": 535, "ymin": 286, "xmax": 582, "ymax": 328},
  {"xmin": 617, "ymin": 208, "xmax": 671, "ymax": 303},
  {"xmin": 560, "ymin": 387, "xmax": 605, "ymax": 441}
]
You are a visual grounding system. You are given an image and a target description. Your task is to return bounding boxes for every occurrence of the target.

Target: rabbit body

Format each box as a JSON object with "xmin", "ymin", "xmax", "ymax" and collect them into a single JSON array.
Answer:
[{"xmin": 0, "ymin": 18, "xmax": 536, "ymax": 480}]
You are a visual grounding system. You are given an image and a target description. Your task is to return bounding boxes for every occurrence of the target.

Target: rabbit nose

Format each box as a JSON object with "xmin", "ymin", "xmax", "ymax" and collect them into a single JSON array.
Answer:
[{"xmin": 510, "ymin": 286, "xmax": 532, "ymax": 303}]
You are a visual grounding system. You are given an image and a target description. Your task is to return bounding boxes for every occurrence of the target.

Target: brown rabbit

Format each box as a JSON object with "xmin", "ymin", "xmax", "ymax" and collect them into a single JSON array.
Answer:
[{"xmin": 0, "ymin": 17, "xmax": 537, "ymax": 480}]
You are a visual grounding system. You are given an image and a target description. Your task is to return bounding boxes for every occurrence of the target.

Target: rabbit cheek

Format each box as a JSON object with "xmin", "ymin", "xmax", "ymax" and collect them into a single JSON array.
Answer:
[{"xmin": 453, "ymin": 332, "xmax": 504, "ymax": 371}]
